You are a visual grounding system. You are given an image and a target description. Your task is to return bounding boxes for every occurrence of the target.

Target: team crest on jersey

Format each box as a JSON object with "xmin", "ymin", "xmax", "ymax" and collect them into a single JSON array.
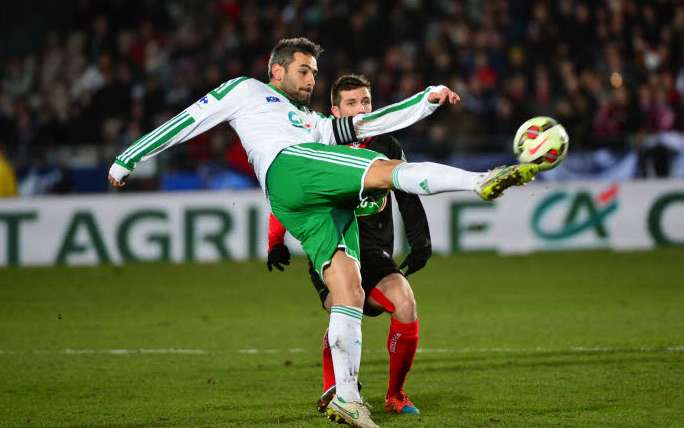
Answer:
[
  {"xmin": 266, "ymin": 96, "xmax": 280, "ymax": 103},
  {"xmin": 288, "ymin": 111, "xmax": 312, "ymax": 131}
]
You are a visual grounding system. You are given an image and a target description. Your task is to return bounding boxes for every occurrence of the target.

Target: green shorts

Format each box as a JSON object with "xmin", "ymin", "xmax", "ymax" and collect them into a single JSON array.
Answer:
[{"xmin": 266, "ymin": 143, "xmax": 388, "ymax": 280}]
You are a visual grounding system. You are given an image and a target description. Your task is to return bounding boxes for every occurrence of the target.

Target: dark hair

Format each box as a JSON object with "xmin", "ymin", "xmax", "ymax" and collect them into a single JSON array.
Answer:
[
  {"xmin": 267, "ymin": 37, "xmax": 323, "ymax": 79},
  {"xmin": 330, "ymin": 74, "xmax": 371, "ymax": 106}
]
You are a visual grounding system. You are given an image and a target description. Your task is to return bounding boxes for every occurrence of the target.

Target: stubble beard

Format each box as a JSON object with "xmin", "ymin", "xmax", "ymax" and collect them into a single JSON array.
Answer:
[{"xmin": 282, "ymin": 76, "xmax": 312, "ymax": 106}]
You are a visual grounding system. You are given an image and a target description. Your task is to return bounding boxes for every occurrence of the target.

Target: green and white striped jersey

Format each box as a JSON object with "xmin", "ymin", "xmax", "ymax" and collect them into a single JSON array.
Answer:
[{"xmin": 110, "ymin": 77, "xmax": 443, "ymax": 190}]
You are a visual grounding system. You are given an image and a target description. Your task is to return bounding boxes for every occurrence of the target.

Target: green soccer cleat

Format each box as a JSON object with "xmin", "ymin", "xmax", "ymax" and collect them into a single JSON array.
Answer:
[
  {"xmin": 475, "ymin": 163, "xmax": 539, "ymax": 201},
  {"xmin": 326, "ymin": 395, "xmax": 378, "ymax": 428}
]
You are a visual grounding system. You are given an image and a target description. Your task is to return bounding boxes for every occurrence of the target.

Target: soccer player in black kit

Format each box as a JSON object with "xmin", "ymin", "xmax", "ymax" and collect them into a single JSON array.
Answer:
[{"xmin": 267, "ymin": 74, "xmax": 431, "ymax": 417}]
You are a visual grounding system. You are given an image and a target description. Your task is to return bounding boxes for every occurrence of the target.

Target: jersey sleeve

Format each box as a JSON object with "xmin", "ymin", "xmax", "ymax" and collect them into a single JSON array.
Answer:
[
  {"xmin": 308, "ymin": 112, "xmax": 355, "ymax": 146},
  {"xmin": 354, "ymin": 86, "xmax": 445, "ymax": 139},
  {"xmin": 109, "ymin": 77, "xmax": 251, "ymax": 181},
  {"xmin": 309, "ymin": 85, "xmax": 445, "ymax": 146}
]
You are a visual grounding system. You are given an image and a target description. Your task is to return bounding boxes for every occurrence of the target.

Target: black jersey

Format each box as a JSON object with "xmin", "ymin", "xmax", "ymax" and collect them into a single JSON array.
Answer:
[{"xmin": 351, "ymin": 135, "xmax": 431, "ymax": 257}]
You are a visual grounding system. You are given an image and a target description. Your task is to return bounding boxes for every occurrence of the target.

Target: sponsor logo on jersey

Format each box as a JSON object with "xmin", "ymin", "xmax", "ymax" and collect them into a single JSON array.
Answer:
[
  {"xmin": 266, "ymin": 96, "xmax": 280, "ymax": 103},
  {"xmin": 195, "ymin": 95, "xmax": 210, "ymax": 109}
]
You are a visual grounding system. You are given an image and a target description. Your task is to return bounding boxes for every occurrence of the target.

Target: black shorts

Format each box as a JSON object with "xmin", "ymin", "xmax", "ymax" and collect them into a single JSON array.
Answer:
[{"xmin": 309, "ymin": 250, "xmax": 402, "ymax": 317}]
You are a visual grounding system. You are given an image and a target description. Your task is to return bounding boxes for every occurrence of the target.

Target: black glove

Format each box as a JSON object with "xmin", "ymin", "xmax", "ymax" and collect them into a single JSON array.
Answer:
[
  {"xmin": 267, "ymin": 244, "xmax": 291, "ymax": 272},
  {"xmin": 399, "ymin": 246, "xmax": 432, "ymax": 277}
]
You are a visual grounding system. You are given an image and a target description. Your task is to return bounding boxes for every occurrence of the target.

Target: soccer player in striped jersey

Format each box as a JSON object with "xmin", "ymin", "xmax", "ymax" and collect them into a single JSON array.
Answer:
[
  {"xmin": 267, "ymin": 74, "xmax": 430, "ymax": 418},
  {"xmin": 108, "ymin": 38, "xmax": 538, "ymax": 428}
]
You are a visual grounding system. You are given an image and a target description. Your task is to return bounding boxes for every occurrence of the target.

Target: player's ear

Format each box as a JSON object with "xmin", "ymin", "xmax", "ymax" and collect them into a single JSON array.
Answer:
[
  {"xmin": 331, "ymin": 105, "xmax": 341, "ymax": 118},
  {"xmin": 271, "ymin": 63, "xmax": 284, "ymax": 82}
]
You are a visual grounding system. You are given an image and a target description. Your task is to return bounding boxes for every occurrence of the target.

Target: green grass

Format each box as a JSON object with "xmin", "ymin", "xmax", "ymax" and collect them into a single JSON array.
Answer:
[{"xmin": 1, "ymin": 249, "xmax": 683, "ymax": 427}]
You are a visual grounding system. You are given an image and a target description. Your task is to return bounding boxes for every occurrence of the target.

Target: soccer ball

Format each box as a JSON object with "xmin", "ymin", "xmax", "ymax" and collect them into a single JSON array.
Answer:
[{"xmin": 513, "ymin": 116, "xmax": 569, "ymax": 171}]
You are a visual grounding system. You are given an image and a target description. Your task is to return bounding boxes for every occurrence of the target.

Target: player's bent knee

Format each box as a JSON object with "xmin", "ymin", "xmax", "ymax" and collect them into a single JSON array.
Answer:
[
  {"xmin": 364, "ymin": 159, "xmax": 403, "ymax": 191},
  {"xmin": 376, "ymin": 273, "xmax": 417, "ymax": 321},
  {"xmin": 330, "ymin": 283, "xmax": 364, "ymax": 308},
  {"xmin": 391, "ymin": 291, "xmax": 417, "ymax": 321},
  {"xmin": 324, "ymin": 252, "xmax": 365, "ymax": 307}
]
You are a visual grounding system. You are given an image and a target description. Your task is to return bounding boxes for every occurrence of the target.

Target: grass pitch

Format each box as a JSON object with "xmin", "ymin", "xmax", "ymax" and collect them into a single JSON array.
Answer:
[{"xmin": 1, "ymin": 249, "xmax": 683, "ymax": 427}]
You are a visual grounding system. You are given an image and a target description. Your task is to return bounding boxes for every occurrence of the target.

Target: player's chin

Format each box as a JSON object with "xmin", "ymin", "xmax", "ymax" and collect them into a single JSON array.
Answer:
[{"xmin": 298, "ymin": 91, "xmax": 312, "ymax": 105}]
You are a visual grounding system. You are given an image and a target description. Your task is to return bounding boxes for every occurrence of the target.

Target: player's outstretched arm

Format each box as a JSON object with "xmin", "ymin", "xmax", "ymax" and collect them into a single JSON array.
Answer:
[
  {"xmin": 108, "ymin": 77, "xmax": 251, "ymax": 187},
  {"xmin": 311, "ymin": 86, "xmax": 459, "ymax": 146},
  {"xmin": 354, "ymin": 86, "xmax": 459, "ymax": 139}
]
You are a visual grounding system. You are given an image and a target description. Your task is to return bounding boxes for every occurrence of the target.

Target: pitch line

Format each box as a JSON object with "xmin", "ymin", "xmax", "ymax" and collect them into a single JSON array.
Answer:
[
  {"xmin": 0, "ymin": 346, "xmax": 682, "ymax": 356},
  {"xmin": 236, "ymin": 346, "xmax": 684, "ymax": 355},
  {"xmin": 0, "ymin": 348, "xmax": 208, "ymax": 355}
]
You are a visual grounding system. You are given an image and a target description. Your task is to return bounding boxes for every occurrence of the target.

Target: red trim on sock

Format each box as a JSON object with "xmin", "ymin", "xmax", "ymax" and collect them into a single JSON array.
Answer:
[
  {"xmin": 386, "ymin": 318, "xmax": 419, "ymax": 398},
  {"xmin": 390, "ymin": 316, "xmax": 419, "ymax": 335},
  {"xmin": 369, "ymin": 287, "xmax": 396, "ymax": 313},
  {"xmin": 322, "ymin": 329, "xmax": 335, "ymax": 391}
]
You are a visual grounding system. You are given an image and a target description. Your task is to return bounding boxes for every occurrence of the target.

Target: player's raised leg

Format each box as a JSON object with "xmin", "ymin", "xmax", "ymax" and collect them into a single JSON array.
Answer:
[{"xmin": 363, "ymin": 159, "xmax": 539, "ymax": 201}]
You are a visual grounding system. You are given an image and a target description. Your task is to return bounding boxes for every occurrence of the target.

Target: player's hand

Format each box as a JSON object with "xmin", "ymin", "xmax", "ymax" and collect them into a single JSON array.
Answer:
[
  {"xmin": 427, "ymin": 87, "xmax": 460, "ymax": 105},
  {"xmin": 108, "ymin": 174, "xmax": 127, "ymax": 188},
  {"xmin": 399, "ymin": 245, "xmax": 432, "ymax": 277},
  {"xmin": 267, "ymin": 244, "xmax": 291, "ymax": 272}
]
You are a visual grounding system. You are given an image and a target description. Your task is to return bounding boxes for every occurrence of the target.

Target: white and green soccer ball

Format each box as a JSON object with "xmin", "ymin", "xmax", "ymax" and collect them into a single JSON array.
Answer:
[{"xmin": 513, "ymin": 116, "xmax": 569, "ymax": 171}]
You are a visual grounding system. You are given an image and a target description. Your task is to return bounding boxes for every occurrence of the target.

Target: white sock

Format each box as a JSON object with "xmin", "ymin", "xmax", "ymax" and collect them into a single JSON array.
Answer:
[
  {"xmin": 328, "ymin": 305, "xmax": 363, "ymax": 402},
  {"xmin": 392, "ymin": 162, "xmax": 486, "ymax": 195}
]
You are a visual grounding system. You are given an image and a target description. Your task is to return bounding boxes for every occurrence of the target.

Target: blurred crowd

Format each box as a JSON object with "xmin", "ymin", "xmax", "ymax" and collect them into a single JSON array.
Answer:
[{"xmin": 1, "ymin": 0, "xmax": 684, "ymax": 195}]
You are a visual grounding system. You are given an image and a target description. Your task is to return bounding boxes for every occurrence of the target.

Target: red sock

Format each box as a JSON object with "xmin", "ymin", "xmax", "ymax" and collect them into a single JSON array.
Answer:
[
  {"xmin": 322, "ymin": 328, "xmax": 336, "ymax": 391},
  {"xmin": 386, "ymin": 317, "xmax": 419, "ymax": 398}
]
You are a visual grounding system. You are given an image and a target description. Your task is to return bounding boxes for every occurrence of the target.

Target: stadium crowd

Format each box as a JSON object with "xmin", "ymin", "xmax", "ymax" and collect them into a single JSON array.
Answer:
[{"xmin": 2, "ymin": 0, "xmax": 684, "ymax": 195}]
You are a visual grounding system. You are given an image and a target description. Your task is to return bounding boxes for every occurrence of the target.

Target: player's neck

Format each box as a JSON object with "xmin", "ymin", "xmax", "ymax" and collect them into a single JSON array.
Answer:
[{"xmin": 268, "ymin": 81, "xmax": 306, "ymax": 110}]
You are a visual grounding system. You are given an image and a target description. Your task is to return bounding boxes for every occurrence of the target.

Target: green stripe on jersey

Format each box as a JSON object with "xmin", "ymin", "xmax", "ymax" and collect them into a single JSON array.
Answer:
[
  {"xmin": 284, "ymin": 146, "xmax": 371, "ymax": 167},
  {"xmin": 361, "ymin": 88, "xmax": 429, "ymax": 121},
  {"xmin": 120, "ymin": 112, "xmax": 190, "ymax": 163},
  {"xmin": 281, "ymin": 150, "xmax": 368, "ymax": 169},
  {"xmin": 210, "ymin": 76, "xmax": 249, "ymax": 101},
  {"xmin": 128, "ymin": 116, "xmax": 195, "ymax": 164},
  {"xmin": 117, "ymin": 116, "xmax": 195, "ymax": 169},
  {"xmin": 114, "ymin": 159, "xmax": 133, "ymax": 171}
]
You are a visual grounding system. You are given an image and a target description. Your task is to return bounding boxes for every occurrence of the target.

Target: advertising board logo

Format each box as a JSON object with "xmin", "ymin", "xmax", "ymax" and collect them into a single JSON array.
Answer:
[{"xmin": 532, "ymin": 185, "xmax": 619, "ymax": 240}]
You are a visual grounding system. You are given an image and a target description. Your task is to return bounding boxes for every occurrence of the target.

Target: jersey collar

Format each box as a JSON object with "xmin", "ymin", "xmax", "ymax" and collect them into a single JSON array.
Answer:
[{"xmin": 267, "ymin": 83, "xmax": 308, "ymax": 112}]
